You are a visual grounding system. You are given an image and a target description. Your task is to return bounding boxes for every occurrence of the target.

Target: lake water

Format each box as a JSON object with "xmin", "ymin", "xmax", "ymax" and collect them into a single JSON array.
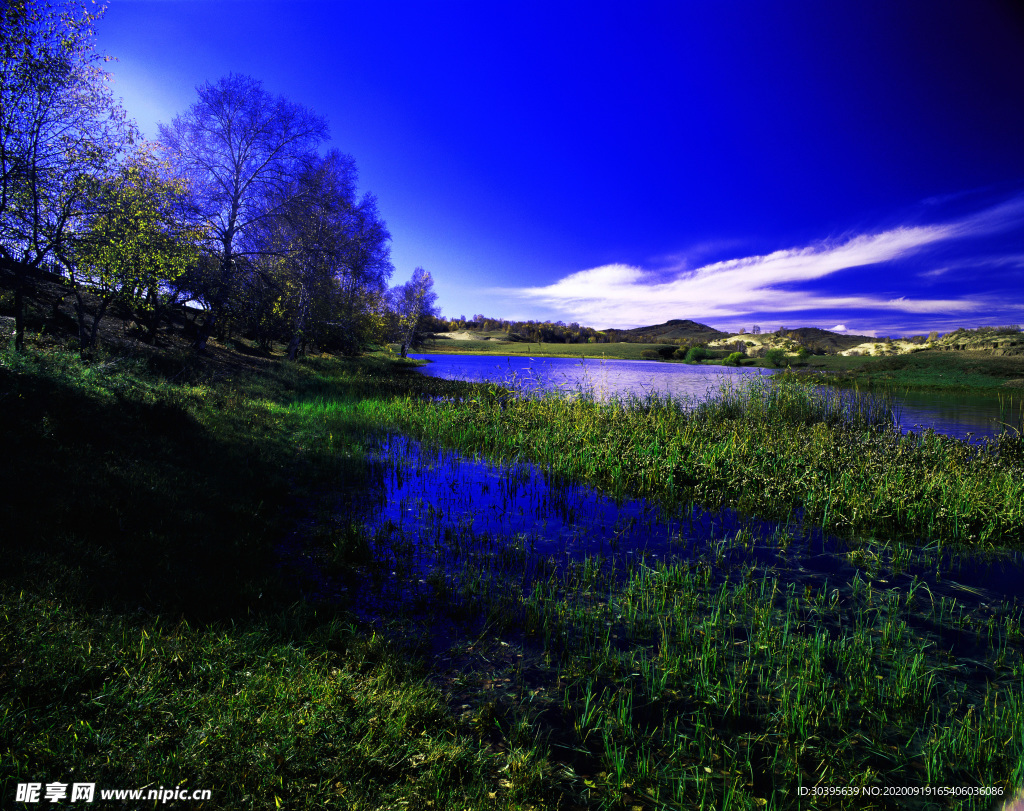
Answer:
[{"xmin": 411, "ymin": 353, "xmax": 1023, "ymax": 441}]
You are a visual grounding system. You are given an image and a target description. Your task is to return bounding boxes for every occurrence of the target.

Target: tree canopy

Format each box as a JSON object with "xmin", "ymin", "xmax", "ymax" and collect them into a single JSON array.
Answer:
[
  {"xmin": 242, "ymin": 150, "xmax": 393, "ymax": 358},
  {"xmin": 391, "ymin": 267, "xmax": 439, "ymax": 356},
  {"xmin": 158, "ymin": 73, "xmax": 330, "ymax": 350},
  {"xmin": 3, "ymin": 3, "xmax": 429, "ymax": 358},
  {"xmin": 66, "ymin": 149, "xmax": 203, "ymax": 348},
  {"xmin": 0, "ymin": 0, "xmax": 135, "ymax": 348}
]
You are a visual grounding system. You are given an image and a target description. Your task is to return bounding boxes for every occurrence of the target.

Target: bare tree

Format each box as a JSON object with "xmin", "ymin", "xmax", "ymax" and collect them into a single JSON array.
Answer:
[
  {"xmin": 159, "ymin": 73, "xmax": 328, "ymax": 350},
  {"xmin": 0, "ymin": 0, "xmax": 135, "ymax": 349}
]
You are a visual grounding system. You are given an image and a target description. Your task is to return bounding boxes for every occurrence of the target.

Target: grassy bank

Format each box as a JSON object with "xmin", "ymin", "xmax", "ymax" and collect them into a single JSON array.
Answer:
[
  {"xmin": 0, "ymin": 341, "xmax": 507, "ymax": 810},
  {"xmin": 3, "ymin": 341, "xmax": 1024, "ymax": 809},
  {"xmin": 415, "ymin": 338, "xmax": 678, "ymax": 360},
  {"xmin": 796, "ymin": 350, "xmax": 1024, "ymax": 392}
]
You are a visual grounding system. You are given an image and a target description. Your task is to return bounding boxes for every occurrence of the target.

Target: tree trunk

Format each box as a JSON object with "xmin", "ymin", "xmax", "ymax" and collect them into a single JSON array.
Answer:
[
  {"xmin": 73, "ymin": 289, "xmax": 91, "ymax": 349},
  {"xmin": 143, "ymin": 306, "xmax": 160, "ymax": 346},
  {"xmin": 13, "ymin": 278, "xmax": 25, "ymax": 351},
  {"xmin": 73, "ymin": 288, "xmax": 111, "ymax": 351},
  {"xmin": 192, "ymin": 304, "xmax": 219, "ymax": 351},
  {"xmin": 287, "ymin": 283, "xmax": 310, "ymax": 361},
  {"xmin": 193, "ymin": 254, "xmax": 235, "ymax": 351},
  {"xmin": 88, "ymin": 298, "xmax": 110, "ymax": 350}
]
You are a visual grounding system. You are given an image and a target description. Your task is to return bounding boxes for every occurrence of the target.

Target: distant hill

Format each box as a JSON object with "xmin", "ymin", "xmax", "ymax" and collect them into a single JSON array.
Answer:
[
  {"xmin": 779, "ymin": 327, "xmax": 877, "ymax": 352},
  {"xmin": 606, "ymin": 321, "xmax": 883, "ymax": 352},
  {"xmin": 607, "ymin": 319, "xmax": 729, "ymax": 343}
]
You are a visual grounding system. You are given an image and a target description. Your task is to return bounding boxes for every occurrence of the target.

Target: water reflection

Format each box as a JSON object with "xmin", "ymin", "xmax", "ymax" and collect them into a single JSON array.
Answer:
[
  {"xmin": 410, "ymin": 353, "xmax": 774, "ymax": 401},
  {"xmin": 411, "ymin": 353, "xmax": 1023, "ymax": 440},
  {"xmin": 285, "ymin": 434, "xmax": 1024, "ymax": 610},
  {"xmin": 896, "ymin": 387, "xmax": 1024, "ymax": 440}
]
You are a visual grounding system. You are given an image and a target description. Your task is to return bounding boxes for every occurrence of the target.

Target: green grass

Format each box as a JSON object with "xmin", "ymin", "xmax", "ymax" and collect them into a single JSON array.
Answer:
[
  {"xmin": 799, "ymin": 350, "xmax": 1024, "ymax": 391},
  {"xmin": 369, "ymin": 375, "xmax": 1024, "ymax": 547},
  {"xmin": 1, "ymin": 595, "xmax": 499, "ymax": 810},
  {"xmin": 472, "ymin": 551, "xmax": 1024, "ymax": 808},
  {"xmin": 3, "ymin": 339, "xmax": 1024, "ymax": 809}
]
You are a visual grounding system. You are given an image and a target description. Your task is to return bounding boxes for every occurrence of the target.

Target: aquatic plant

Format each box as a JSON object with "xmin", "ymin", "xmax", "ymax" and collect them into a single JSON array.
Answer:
[{"xmin": 370, "ymin": 374, "xmax": 1023, "ymax": 546}]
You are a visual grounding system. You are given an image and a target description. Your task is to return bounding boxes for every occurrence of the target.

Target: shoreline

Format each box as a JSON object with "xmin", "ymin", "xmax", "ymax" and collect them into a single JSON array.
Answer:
[{"xmin": 413, "ymin": 342, "xmax": 1024, "ymax": 393}]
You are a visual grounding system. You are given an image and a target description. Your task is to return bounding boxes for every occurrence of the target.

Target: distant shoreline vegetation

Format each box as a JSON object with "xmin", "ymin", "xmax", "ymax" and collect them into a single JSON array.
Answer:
[
  {"xmin": 414, "ymin": 319, "xmax": 1024, "ymax": 392},
  {"xmin": 422, "ymin": 315, "xmax": 1023, "ymax": 355}
]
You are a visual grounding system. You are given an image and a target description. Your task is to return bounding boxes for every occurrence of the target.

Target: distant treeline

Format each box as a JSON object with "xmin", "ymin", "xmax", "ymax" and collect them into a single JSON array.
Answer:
[
  {"xmin": 434, "ymin": 316, "xmax": 835, "ymax": 349},
  {"xmin": 432, "ymin": 315, "xmax": 716, "ymax": 345},
  {"xmin": 433, "ymin": 315, "xmax": 607, "ymax": 343}
]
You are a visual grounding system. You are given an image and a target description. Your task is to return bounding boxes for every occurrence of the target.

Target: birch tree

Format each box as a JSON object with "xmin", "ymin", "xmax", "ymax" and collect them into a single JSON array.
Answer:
[
  {"xmin": 245, "ymin": 150, "xmax": 393, "ymax": 358},
  {"xmin": 0, "ymin": 0, "xmax": 135, "ymax": 349},
  {"xmin": 391, "ymin": 267, "xmax": 439, "ymax": 357},
  {"xmin": 158, "ymin": 73, "xmax": 328, "ymax": 350}
]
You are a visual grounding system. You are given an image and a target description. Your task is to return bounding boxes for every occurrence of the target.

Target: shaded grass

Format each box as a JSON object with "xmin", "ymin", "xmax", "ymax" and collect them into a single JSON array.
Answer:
[
  {"xmin": 0, "ymin": 343, "xmax": 304, "ymax": 618},
  {"xmin": 0, "ymin": 594, "xmax": 498, "ymax": 810},
  {"xmin": 0, "ymin": 342, "xmax": 513, "ymax": 809}
]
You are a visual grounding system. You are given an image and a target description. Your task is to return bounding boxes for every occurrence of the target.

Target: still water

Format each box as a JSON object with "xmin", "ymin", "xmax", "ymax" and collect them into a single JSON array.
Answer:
[
  {"xmin": 280, "ymin": 434, "xmax": 1024, "ymax": 616},
  {"xmin": 411, "ymin": 354, "xmax": 1023, "ymax": 441}
]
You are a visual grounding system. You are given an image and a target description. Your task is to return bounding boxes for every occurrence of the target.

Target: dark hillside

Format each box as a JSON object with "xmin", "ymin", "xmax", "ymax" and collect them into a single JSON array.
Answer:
[
  {"xmin": 783, "ymin": 327, "xmax": 876, "ymax": 352},
  {"xmin": 607, "ymin": 319, "xmax": 729, "ymax": 343}
]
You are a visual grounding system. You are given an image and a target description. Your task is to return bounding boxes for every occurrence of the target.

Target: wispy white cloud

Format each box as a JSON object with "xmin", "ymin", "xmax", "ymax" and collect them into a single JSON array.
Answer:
[
  {"xmin": 497, "ymin": 196, "xmax": 1023, "ymax": 328},
  {"xmin": 949, "ymin": 194, "xmax": 1024, "ymax": 237}
]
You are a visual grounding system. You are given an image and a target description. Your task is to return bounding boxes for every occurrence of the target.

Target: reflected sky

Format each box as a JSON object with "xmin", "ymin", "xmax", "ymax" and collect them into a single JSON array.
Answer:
[
  {"xmin": 411, "ymin": 354, "xmax": 1023, "ymax": 440},
  {"xmin": 281, "ymin": 434, "xmax": 1023, "ymax": 609}
]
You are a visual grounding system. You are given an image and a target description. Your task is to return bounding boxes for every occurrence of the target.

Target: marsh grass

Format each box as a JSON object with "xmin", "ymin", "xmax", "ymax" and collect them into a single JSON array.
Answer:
[
  {"xmin": 372, "ymin": 374, "xmax": 1024, "ymax": 547},
  {"xmin": 3, "ymin": 340, "xmax": 1023, "ymax": 809},
  {"xmin": 315, "ymin": 494, "xmax": 1024, "ymax": 810}
]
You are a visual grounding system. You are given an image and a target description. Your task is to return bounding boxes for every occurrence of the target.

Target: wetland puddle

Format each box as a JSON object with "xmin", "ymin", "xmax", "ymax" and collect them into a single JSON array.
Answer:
[
  {"xmin": 280, "ymin": 433, "xmax": 1024, "ymax": 619},
  {"xmin": 273, "ymin": 387, "xmax": 1024, "ymax": 801},
  {"xmin": 275, "ymin": 431, "xmax": 1024, "ymax": 795}
]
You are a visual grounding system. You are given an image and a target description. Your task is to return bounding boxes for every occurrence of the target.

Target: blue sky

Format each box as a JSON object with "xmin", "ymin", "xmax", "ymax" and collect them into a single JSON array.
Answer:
[{"xmin": 95, "ymin": 0, "xmax": 1024, "ymax": 336}]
